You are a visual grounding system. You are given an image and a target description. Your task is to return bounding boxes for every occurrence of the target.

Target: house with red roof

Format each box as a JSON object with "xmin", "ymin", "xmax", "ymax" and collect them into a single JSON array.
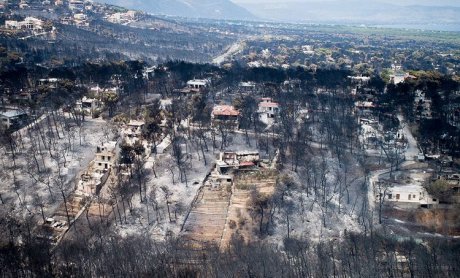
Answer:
[{"xmin": 211, "ymin": 105, "xmax": 240, "ymax": 128}]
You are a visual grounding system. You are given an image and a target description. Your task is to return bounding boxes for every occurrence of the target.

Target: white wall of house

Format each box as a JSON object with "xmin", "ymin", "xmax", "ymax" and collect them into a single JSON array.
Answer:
[
  {"xmin": 94, "ymin": 142, "xmax": 116, "ymax": 171},
  {"xmin": 384, "ymin": 185, "xmax": 439, "ymax": 205}
]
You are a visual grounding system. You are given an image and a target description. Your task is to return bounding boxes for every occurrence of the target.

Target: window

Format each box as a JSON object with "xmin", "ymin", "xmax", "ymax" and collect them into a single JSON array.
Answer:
[
  {"xmin": 98, "ymin": 163, "xmax": 101, "ymax": 166},
  {"xmin": 396, "ymin": 194, "xmax": 400, "ymax": 200},
  {"xmin": 432, "ymin": 199, "xmax": 437, "ymax": 202},
  {"xmin": 107, "ymin": 156, "xmax": 111, "ymax": 161},
  {"xmin": 388, "ymin": 194, "xmax": 392, "ymax": 199},
  {"xmin": 408, "ymin": 194, "xmax": 411, "ymax": 200},
  {"xmin": 102, "ymin": 156, "xmax": 105, "ymax": 160}
]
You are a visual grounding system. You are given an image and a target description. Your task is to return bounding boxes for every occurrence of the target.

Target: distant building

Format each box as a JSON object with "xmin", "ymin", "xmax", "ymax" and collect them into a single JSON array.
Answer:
[
  {"xmin": 258, "ymin": 98, "xmax": 279, "ymax": 125},
  {"xmin": 211, "ymin": 105, "xmax": 239, "ymax": 128},
  {"xmin": 68, "ymin": 0, "xmax": 84, "ymax": 10},
  {"xmin": 5, "ymin": 17, "xmax": 43, "ymax": 31},
  {"xmin": 390, "ymin": 73, "xmax": 416, "ymax": 85},
  {"xmin": 122, "ymin": 120, "xmax": 145, "ymax": 145},
  {"xmin": 107, "ymin": 10, "xmax": 137, "ymax": 24},
  {"xmin": 0, "ymin": 109, "xmax": 28, "ymax": 130},
  {"xmin": 348, "ymin": 75, "xmax": 371, "ymax": 83},
  {"xmin": 302, "ymin": 45, "xmax": 315, "ymax": 55},
  {"xmin": 175, "ymin": 79, "xmax": 209, "ymax": 94},
  {"xmin": 238, "ymin": 81, "xmax": 256, "ymax": 92},
  {"xmin": 355, "ymin": 101, "xmax": 376, "ymax": 110},
  {"xmin": 73, "ymin": 13, "xmax": 88, "ymax": 26},
  {"xmin": 76, "ymin": 96, "xmax": 102, "ymax": 116},
  {"xmin": 143, "ymin": 66, "xmax": 156, "ymax": 80},
  {"xmin": 38, "ymin": 78, "xmax": 60, "ymax": 88},
  {"xmin": 446, "ymin": 105, "xmax": 460, "ymax": 129},
  {"xmin": 186, "ymin": 79, "xmax": 209, "ymax": 90}
]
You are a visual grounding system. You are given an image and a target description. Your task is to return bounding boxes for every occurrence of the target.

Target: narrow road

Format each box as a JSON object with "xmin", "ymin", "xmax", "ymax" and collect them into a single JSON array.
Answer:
[
  {"xmin": 212, "ymin": 40, "xmax": 246, "ymax": 65},
  {"xmin": 398, "ymin": 114, "xmax": 419, "ymax": 161},
  {"xmin": 367, "ymin": 114, "xmax": 419, "ymax": 224}
]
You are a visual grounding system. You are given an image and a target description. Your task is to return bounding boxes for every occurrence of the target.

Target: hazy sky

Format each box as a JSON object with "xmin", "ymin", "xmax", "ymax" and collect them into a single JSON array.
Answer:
[{"xmin": 232, "ymin": 0, "xmax": 460, "ymax": 6}]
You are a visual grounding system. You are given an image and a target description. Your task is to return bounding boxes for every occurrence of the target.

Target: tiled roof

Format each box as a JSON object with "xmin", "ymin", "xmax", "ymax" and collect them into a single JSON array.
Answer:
[{"xmin": 212, "ymin": 105, "xmax": 239, "ymax": 116}]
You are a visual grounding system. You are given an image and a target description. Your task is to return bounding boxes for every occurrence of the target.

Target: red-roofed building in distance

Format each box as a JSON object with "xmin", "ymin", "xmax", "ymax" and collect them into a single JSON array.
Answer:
[{"xmin": 211, "ymin": 105, "xmax": 240, "ymax": 128}]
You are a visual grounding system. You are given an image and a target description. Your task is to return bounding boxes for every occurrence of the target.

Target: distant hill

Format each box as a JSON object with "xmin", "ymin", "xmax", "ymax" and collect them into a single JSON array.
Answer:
[
  {"xmin": 100, "ymin": 0, "xmax": 256, "ymax": 20},
  {"xmin": 238, "ymin": 1, "xmax": 460, "ymax": 31}
]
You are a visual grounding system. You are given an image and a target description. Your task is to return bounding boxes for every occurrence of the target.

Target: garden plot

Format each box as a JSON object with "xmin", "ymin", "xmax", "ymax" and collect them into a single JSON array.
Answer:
[
  {"xmin": 221, "ymin": 169, "xmax": 277, "ymax": 249},
  {"xmin": 181, "ymin": 182, "xmax": 231, "ymax": 247}
]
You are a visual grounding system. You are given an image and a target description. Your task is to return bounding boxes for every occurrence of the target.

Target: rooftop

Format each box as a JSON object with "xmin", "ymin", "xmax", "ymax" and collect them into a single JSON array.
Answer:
[
  {"xmin": 212, "ymin": 105, "xmax": 239, "ymax": 116},
  {"xmin": 259, "ymin": 101, "xmax": 279, "ymax": 108},
  {"xmin": 187, "ymin": 79, "xmax": 208, "ymax": 86},
  {"xmin": 0, "ymin": 109, "xmax": 27, "ymax": 118}
]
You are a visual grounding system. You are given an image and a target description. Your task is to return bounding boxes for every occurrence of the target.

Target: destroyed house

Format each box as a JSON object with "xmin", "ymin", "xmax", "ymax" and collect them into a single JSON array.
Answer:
[
  {"xmin": 258, "ymin": 98, "xmax": 279, "ymax": 125},
  {"xmin": 216, "ymin": 151, "xmax": 260, "ymax": 174},
  {"xmin": 95, "ymin": 141, "xmax": 117, "ymax": 171}
]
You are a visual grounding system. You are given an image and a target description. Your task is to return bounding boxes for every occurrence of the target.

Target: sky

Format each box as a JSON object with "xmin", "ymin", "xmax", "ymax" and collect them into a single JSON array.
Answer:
[{"xmin": 232, "ymin": 0, "xmax": 460, "ymax": 6}]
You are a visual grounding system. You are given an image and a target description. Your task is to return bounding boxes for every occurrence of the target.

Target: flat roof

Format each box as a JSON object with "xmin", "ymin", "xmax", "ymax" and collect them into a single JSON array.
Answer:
[
  {"xmin": 259, "ymin": 102, "xmax": 279, "ymax": 108},
  {"xmin": 0, "ymin": 110, "xmax": 27, "ymax": 118},
  {"xmin": 187, "ymin": 79, "xmax": 208, "ymax": 86}
]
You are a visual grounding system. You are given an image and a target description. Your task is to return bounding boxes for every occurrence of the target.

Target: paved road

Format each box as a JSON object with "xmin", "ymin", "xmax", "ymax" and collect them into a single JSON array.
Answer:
[
  {"xmin": 212, "ymin": 40, "xmax": 246, "ymax": 65},
  {"xmin": 368, "ymin": 113, "xmax": 420, "ymax": 224},
  {"xmin": 398, "ymin": 114, "xmax": 419, "ymax": 160}
]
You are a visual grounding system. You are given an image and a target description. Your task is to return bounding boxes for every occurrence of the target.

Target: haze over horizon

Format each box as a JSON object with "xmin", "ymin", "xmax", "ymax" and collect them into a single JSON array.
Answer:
[
  {"xmin": 232, "ymin": 0, "xmax": 460, "ymax": 7},
  {"xmin": 101, "ymin": 0, "xmax": 460, "ymax": 31}
]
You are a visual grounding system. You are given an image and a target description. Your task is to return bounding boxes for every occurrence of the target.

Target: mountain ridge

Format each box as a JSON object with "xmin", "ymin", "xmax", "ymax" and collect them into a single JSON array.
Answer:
[{"xmin": 100, "ymin": 0, "xmax": 256, "ymax": 20}]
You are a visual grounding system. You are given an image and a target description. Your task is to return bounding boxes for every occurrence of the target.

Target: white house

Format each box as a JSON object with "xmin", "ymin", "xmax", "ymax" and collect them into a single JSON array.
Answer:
[
  {"xmin": 107, "ymin": 11, "xmax": 137, "ymax": 24},
  {"xmin": 122, "ymin": 120, "xmax": 145, "ymax": 145},
  {"xmin": 68, "ymin": 0, "xmax": 84, "ymax": 10},
  {"xmin": 76, "ymin": 96, "xmax": 102, "ymax": 116},
  {"xmin": 258, "ymin": 98, "xmax": 279, "ymax": 125},
  {"xmin": 380, "ymin": 184, "xmax": 439, "ymax": 207},
  {"xmin": 0, "ymin": 109, "xmax": 28, "ymax": 130},
  {"xmin": 94, "ymin": 141, "xmax": 117, "ymax": 171},
  {"xmin": 239, "ymin": 81, "xmax": 256, "ymax": 92},
  {"xmin": 5, "ymin": 17, "xmax": 43, "ymax": 31},
  {"xmin": 186, "ymin": 79, "xmax": 209, "ymax": 90}
]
